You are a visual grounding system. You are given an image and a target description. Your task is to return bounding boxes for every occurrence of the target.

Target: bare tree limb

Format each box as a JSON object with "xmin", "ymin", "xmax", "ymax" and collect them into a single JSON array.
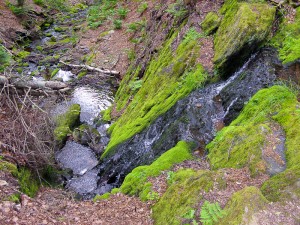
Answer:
[{"xmin": 59, "ymin": 60, "xmax": 120, "ymax": 76}]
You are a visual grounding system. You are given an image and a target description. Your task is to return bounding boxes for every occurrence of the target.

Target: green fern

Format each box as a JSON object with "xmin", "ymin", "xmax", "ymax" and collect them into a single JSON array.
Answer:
[{"xmin": 200, "ymin": 201, "xmax": 225, "ymax": 225}]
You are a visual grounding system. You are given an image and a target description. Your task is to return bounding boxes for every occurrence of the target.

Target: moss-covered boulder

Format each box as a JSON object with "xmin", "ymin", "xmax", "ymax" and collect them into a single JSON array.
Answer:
[
  {"xmin": 73, "ymin": 124, "xmax": 100, "ymax": 146},
  {"xmin": 120, "ymin": 141, "xmax": 193, "ymax": 201},
  {"xmin": 54, "ymin": 104, "xmax": 81, "ymax": 144},
  {"xmin": 220, "ymin": 186, "xmax": 268, "ymax": 225},
  {"xmin": 152, "ymin": 169, "xmax": 224, "ymax": 225},
  {"xmin": 102, "ymin": 27, "xmax": 208, "ymax": 158},
  {"xmin": 214, "ymin": 1, "xmax": 275, "ymax": 76},
  {"xmin": 270, "ymin": 7, "xmax": 300, "ymax": 64},
  {"xmin": 201, "ymin": 12, "xmax": 221, "ymax": 35},
  {"xmin": 207, "ymin": 85, "xmax": 300, "ymax": 201}
]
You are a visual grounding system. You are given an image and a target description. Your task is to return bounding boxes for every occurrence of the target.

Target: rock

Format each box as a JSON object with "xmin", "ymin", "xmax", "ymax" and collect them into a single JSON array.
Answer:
[
  {"xmin": 56, "ymin": 141, "xmax": 98, "ymax": 176},
  {"xmin": 73, "ymin": 124, "xmax": 101, "ymax": 146},
  {"xmin": 0, "ymin": 180, "xmax": 8, "ymax": 186},
  {"xmin": 214, "ymin": 1, "xmax": 276, "ymax": 77},
  {"xmin": 54, "ymin": 104, "xmax": 81, "ymax": 145}
]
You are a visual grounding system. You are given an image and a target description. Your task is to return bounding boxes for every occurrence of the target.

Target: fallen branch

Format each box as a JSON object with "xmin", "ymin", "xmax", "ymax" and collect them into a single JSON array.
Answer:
[
  {"xmin": 0, "ymin": 75, "xmax": 68, "ymax": 90},
  {"xmin": 59, "ymin": 60, "xmax": 120, "ymax": 76}
]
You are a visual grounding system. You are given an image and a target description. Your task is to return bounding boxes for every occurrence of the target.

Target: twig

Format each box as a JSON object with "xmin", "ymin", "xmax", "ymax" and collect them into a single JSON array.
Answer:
[{"xmin": 59, "ymin": 60, "xmax": 120, "ymax": 76}]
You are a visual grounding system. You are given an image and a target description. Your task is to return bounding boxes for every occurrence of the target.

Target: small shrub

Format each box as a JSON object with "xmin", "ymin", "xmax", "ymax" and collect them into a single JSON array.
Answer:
[
  {"xmin": 166, "ymin": 1, "xmax": 188, "ymax": 19},
  {"xmin": 113, "ymin": 19, "xmax": 122, "ymax": 29},
  {"xmin": 117, "ymin": 7, "xmax": 128, "ymax": 19},
  {"xmin": 33, "ymin": 0, "xmax": 44, "ymax": 6},
  {"xmin": 200, "ymin": 201, "xmax": 225, "ymax": 225},
  {"xmin": 137, "ymin": 2, "xmax": 148, "ymax": 14}
]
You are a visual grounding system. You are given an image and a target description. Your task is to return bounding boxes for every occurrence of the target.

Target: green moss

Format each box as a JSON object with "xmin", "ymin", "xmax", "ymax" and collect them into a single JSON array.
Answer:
[
  {"xmin": 51, "ymin": 68, "xmax": 59, "ymax": 78},
  {"xmin": 0, "ymin": 160, "xmax": 39, "ymax": 197},
  {"xmin": 201, "ymin": 12, "xmax": 221, "ymax": 35},
  {"xmin": 103, "ymin": 27, "xmax": 208, "ymax": 158},
  {"xmin": 93, "ymin": 192, "xmax": 111, "ymax": 202},
  {"xmin": 214, "ymin": 2, "xmax": 275, "ymax": 75},
  {"xmin": 207, "ymin": 85, "xmax": 298, "ymax": 176},
  {"xmin": 219, "ymin": 186, "xmax": 268, "ymax": 225},
  {"xmin": 77, "ymin": 70, "xmax": 87, "ymax": 79},
  {"xmin": 7, "ymin": 193, "xmax": 21, "ymax": 203},
  {"xmin": 17, "ymin": 167, "xmax": 39, "ymax": 197},
  {"xmin": 17, "ymin": 50, "xmax": 30, "ymax": 59},
  {"xmin": 0, "ymin": 46, "xmax": 11, "ymax": 72},
  {"xmin": 111, "ymin": 188, "xmax": 120, "ymax": 194},
  {"xmin": 152, "ymin": 169, "xmax": 215, "ymax": 225},
  {"xmin": 120, "ymin": 141, "xmax": 193, "ymax": 200},
  {"xmin": 270, "ymin": 8, "xmax": 300, "ymax": 64},
  {"xmin": 101, "ymin": 107, "xmax": 112, "ymax": 122},
  {"xmin": 54, "ymin": 104, "xmax": 81, "ymax": 144},
  {"xmin": 0, "ymin": 159, "xmax": 18, "ymax": 175},
  {"xmin": 206, "ymin": 85, "xmax": 300, "ymax": 201}
]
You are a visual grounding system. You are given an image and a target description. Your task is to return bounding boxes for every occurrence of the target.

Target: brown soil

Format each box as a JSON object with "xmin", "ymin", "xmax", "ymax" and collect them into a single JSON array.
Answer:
[{"xmin": 0, "ymin": 187, "xmax": 153, "ymax": 225}]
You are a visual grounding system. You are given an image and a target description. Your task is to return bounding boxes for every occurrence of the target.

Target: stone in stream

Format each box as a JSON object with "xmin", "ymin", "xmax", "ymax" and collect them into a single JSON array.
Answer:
[
  {"xmin": 56, "ymin": 141, "xmax": 98, "ymax": 176},
  {"xmin": 67, "ymin": 169, "xmax": 99, "ymax": 195}
]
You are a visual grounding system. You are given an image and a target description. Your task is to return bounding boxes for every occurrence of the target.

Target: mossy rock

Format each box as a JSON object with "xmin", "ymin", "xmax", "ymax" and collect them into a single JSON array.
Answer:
[
  {"xmin": 201, "ymin": 12, "xmax": 221, "ymax": 35},
  {"xmin": 270, "ymin": 7, "xmax": 300, "ymax": 64},
  {"xmin": 207, "ymin": 86, "xmax": 300, "ymax": 175},
  {"xmin": 220, "ymin": 186, "xmax": 268, "ymax": 225},
  {"xmin": 73, "ymin": 124, "xmax": 100, "ymax": 146},
  {"xmin": 214, "ymin": 1, "xmax": 275, "ymax": 76},
  {"xmin": 120, "ymin": 141, "xmax": 193, "ymax": 201},
  {"xmin": 103, "ymin": 27, "xmax": 208, "ymax": 158},
  {"xmin": 206, "ymin": 85, "xmax": 300, "ymax": 201},
  {"xmin": 54, "ymin": 104, "xmax": 81, "ymax": 144},
  {"xmin": 0, "ymin": 160, "xmax": 39, "ymax": 198},
  {"xmin": 152, "ymin": 169, "xmax": 218, "ymax": 225}
]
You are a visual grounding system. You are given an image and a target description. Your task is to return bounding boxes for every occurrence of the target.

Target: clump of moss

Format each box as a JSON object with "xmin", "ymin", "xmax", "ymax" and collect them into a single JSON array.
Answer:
[
  {"xmin": 201, "ymin": 12, "xmax": 221, "ymax": 35},
  {"xmin": 93, "ymin": 192, "xmax": 111, "ymax": 202},
  {"xmin": 219, "ymin": 186, "xmax": 268, "ymax": 225},
  {"xmin": 120, "ymin": 141, "xmax": 193, "ymax": 200},
  {"xmin": 0, "ymin": 160, "xmax": 39, "ymax": 197},
  {"xmin": 214, "ymin": 1, "xmax": 275, "ymax": 76},
  {"xmin": 206, "ymin": 85, "xmax": 300, "ymax": 201},
  {"xmin": 16, "ymin": 50, "xmax": 30, "ymax": 59},
  {"xmin": 207, "ymin": 85, "xmax": 298, "ymax": 175},
  {"xmin": 270, "ymin": 7, "xmax": 300, "ymax": 64},
  {"xmin": 152, "ymin": 169, "xmax": 216, "ymax": 225},
  {"xmin": 0, "ymin": 46, "xmax": 11, "ymax": 72},
  {"xmin": 103, "ymin": 27, "xmax": 208, "ymax": 158},
  {"xmin": 54, "ymin": 104, "xmax": 81, "ymax": 144}
]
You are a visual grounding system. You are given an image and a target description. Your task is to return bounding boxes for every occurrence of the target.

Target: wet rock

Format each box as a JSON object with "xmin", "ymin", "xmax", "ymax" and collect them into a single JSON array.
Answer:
[
  {"xmin": 96, "ymin": 49, "xmax": 280, "ymax": 192},
  {"xmin": 214, "ymin": 2, "xmax": 276, "ymax": 77},
  {"xmin": 67, "ymin": 169, "xmax": 99, "ymax": 195},
  {"xmin": 56, "ymin": 141, "xmax": 98, "ymax": 176},
  {"xmin": 73, "ymin": 124, "xmax": 101, "ymax": 146}
]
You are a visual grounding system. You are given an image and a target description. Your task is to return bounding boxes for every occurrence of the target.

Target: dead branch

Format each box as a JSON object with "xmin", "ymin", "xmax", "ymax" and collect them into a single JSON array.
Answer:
[
  {"xmin": 59, "ymin": 60, "xmax": 120, "ymax": 76},
  {"xmin": 0, "ymin": 75, "xmax": 68, "ymax": 90}
]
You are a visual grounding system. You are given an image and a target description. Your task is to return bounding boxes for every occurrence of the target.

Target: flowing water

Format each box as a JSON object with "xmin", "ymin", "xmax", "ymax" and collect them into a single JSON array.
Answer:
[{"xmin": 57, "ymin": 48, "xmax": 285, "ymax": 198}]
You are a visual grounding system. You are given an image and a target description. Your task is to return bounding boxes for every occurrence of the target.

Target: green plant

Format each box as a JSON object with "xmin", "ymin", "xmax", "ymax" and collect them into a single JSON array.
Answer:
[
  {"xmin": 200, "ymin": 201, "xmax": 225, "ymax": 224},
  {"xmin": 129, "ymin": 78, "xmax": 143, "ymax": 91},
  {"xmin": 7, "ymin": 2, "xmax": 26, "ymax": 16},
  {"xmin": 137, "ymin": 2, "xmax": 148, "ymax": 14},
  {"xmin": 183, "ymin": 209, "xmax": 198, "ymax": 225},
  {"xmin": 117, "ymin": 7, "xmax": 128, "ymax": 19},
  {"xmin": 166, "ymin": 171, "xmax": 175, "ymax": 185},
  {"xmin": 146, "ymin": 191, "xmax": 160, "ymax": 201},
  {"xmin": 113, "ymin": 19, "xmax": 122, "ymax": 29},
  {"xmin": 0, "ymin": 45, "xmax": 11, "ymax": 72},
  {"xmin": 166, "ymin": 1, "xmax": 188, "ymax": 19},
  {"xmin": 33, "ymin": 0, "xmax": 44, "ymax": 6}
]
